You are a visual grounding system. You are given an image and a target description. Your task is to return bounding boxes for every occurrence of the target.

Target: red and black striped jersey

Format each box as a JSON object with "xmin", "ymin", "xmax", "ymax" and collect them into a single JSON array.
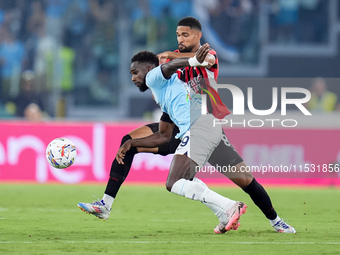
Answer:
[{"xmin": 170, "ymin": 48, "xmax": 231, "ymax": 119}]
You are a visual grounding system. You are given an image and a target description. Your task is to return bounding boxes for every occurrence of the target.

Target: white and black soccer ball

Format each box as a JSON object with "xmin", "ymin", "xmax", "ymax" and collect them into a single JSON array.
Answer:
[{"xmin": 46, "ymin": 138, "xmax": 77, "ymax": 169}]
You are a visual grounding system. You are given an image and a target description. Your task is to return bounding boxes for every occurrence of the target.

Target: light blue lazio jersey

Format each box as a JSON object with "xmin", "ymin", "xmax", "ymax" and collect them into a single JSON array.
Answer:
[{"xmin": 146, "ymin": 65, "xmax": 201, "ymax": 139}]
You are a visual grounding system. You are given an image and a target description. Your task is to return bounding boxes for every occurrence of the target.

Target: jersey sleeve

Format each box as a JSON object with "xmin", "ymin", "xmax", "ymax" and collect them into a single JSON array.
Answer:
[
  {"xmin": 160, "ymin": 112, "xmax": 173, "ymax": 124},
  {"xmin": 207, "ymin": 48, "xmax": 218, "ymax": 78},
  {"xmin": 165, "ymin": 49, "xmax": 180, "ymax": 63}
]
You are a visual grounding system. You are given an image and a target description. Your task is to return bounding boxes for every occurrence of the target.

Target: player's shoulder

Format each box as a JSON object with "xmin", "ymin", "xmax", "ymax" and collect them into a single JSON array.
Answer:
[
  {"xmin": 146, "ymin": 65, "xmax": 173, "ymax": 85},
  {"xmin": 147, "ymin": 65, "xmax": 161, "ymax": 77},
  {"xmin": 165, "ymin": 49, "xmax": 180, "ymax": 63},
  {"xmin": 146, "ymin": 66, "xmax": 162, "ymax": 83},
  {"xmin": 208, "ymin": 48, "xmax": 217, "ymax": 56}
]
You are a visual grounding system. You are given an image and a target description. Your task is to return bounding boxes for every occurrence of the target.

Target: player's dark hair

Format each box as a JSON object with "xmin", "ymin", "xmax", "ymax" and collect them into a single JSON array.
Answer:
[
  {"xmin": 131, "ymin": 51, "xmax": 159, "ymax": 67},
  {"xmin": 177, "ymin": 17, "xmax": 202, "ymax": 31}
]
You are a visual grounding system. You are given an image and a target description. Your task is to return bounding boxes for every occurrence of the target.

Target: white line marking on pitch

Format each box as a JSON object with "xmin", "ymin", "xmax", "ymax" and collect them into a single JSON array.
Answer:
[
  {"xmin": 151, "ymin": 219, "xmax": 187, "ymax": 222},
  {"xmin": 34, "ymin": 209, "xmax": 77, "ymax": 213},
  {"xmin": 1, "ymin": 241, "xmax": 340, "ymax": 245}
]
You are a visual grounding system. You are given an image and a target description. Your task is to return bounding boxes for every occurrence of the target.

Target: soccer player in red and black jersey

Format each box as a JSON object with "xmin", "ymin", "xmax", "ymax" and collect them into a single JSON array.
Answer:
[{"xmin": 78, "ymin": 17, "xmax": 295, "ymax": 234}]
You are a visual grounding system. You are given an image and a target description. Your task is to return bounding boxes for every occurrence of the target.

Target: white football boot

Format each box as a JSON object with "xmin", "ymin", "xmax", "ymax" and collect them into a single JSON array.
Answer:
[
  {"xmin": 78, "ymin": 199, "xmax": 111, "ymax": 221},
  {"xmin": 272, "ymin": 219, "xmax": 296, "ymax": 233},
  {"xmin": 214, "ymin": 201, "xmax": 247, "ymax": 234}
]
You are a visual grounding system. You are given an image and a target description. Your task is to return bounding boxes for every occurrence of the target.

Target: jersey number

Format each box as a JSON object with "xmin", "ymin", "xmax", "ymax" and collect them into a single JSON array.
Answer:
[
  {"xmin": 180, "ymin": 136, "xmax": 189, "ymax": 147},
  {"xmin": 222, "ymin": 134, "xmax": 230, "ymax": 146}
]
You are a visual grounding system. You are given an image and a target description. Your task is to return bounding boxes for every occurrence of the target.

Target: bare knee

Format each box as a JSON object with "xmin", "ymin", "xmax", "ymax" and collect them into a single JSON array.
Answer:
[
  {"xmin": 165, "ymin": 179, "xmax": 174, "ymax": 192},
  {"xmin": 229, "ymin": 162, "xmax": 253, "ymax": 188},
  {"xmin": 129, "ymin": 125, "xmax": 158, "ymax": 153},
  {"xmin": 230, "ymin": 177, "xmax": 253, "ymax": 188},
  {"xmin": 129, "ymin": 125, "xmax": 154, "ymax": 139}
]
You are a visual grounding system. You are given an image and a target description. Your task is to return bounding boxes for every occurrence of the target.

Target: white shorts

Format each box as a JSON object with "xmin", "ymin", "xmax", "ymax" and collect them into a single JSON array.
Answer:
[{"xmin": 175, "ymin": 114, "xmax": 222, "ymax": 166}]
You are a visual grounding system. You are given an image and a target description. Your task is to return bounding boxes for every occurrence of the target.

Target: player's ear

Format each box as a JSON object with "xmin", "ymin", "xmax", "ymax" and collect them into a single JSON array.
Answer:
[
  {"xmin": 147, "ymin": 65, "xmax": 153, "ymax": 72},
  {"xmin": 196, "ymin": 31, "xmax": 202, "ymax": 40}
]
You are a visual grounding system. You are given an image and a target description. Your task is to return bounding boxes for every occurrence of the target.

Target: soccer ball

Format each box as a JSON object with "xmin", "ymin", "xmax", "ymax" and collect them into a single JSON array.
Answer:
[{"xmin": 46, "ymin": 138, "xmax": 77, "ymax": 169}]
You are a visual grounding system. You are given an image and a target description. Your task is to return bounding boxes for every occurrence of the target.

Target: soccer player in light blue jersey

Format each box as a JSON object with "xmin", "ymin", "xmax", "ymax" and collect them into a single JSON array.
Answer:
[
  {"xmin": 78, "ymin": 17, "xmax": 295, "ymax": 234},
  {"xmin": 115, "ymin": 44, "xmax": 247, "ymax": 232}
]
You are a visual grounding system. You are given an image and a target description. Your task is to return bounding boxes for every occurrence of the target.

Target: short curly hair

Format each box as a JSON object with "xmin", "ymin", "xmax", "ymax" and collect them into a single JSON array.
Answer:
[
  {"xmin": 131, "ymin": 51, "xmax": 159, "ymax": 67},
  {"xmin": 177, "ymin": 17, "xmax": 202, "ymax": 31}
]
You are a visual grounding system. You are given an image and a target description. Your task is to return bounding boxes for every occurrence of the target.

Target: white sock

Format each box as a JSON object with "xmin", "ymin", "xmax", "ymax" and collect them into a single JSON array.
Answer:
[
  {"xmin": 193, "ymin": 178, "xmax": 228, "ymax": 223},
  {"xmin": 102, "ymin": 194, "xmax": 114, "ymax": 210},
  {"xmin": 269, "ymin": 216, "xmax": 281, "ymax": 226},
  {"xmin": 200, "ymin": 188, "xmax": 235, "ymax": 211},
  {"xmin": 171, "ymin": 178, "xmax": 235, "ymax": 220},
  {"xmin": 192, "ymin": 177, "xmax": 208, "ymax": 188}
]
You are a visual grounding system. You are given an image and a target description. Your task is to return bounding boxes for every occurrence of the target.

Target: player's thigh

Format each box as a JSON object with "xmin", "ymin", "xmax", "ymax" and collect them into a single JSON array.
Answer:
[
  {"xmin": 207, "ymin": 137, "xmax": 253, "ymax": 187},
  {"xmin": 166, "ymin": 154, "xmax": 198, "ymax": 191},
  {"xmin": 128, "ymin": 124, "xmax": 158, "ymax": 153},
  {"xmin": 176, "ymin": 115, "xmax": 222, "ymax": 167},
  {"xmin": 208, "ymin": 131, "xmax": 244, "ymax": 173}
]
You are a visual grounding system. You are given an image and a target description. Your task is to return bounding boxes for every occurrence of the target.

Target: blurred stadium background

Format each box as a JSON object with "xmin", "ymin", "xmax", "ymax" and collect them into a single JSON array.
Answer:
[{"xmin": 0, "ymin": 0, "xmax": 339, "ymax": 186}]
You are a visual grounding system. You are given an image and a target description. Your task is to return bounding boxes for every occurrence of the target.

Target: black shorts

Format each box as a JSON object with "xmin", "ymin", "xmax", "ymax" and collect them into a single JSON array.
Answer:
[
  {"xmin": 146, "ymin": 123, "xmax": 181, "ymax": 156},
  {"xmin": 145, "ymin": 123, "xmax": 243, "ymax": 167}
]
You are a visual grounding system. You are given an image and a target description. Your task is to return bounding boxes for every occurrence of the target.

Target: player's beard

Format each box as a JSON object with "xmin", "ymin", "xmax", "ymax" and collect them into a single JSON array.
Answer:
[
  {"xmin": 178, "ymin": 44, "xmax": 195, "ymax": 53},
  {"xmin": 139, "ymin": 77, "xmax": 149, "ymax": 92},
  {"xmin": 139, "ymin": 82, "xmax": 148, "ymax": 92}
]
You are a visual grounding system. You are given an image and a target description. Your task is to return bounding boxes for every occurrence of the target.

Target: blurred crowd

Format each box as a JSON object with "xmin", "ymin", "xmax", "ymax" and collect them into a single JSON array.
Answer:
[
  {"xmin": 0, "ymin": 0, "xmax": 121, "ymax": 120},
  {"xmin": 306, "ymin": 78, "xmax": 339, "ymax": 113},
  {"xmin": 0, "ymin": 0, "xmax": 192, "ymax": 119},
  {"xmin": 267, "ymin": 0, "xmax": 329, "ymax": 44},
  {"xmin": 0, "ymin": 0, "xmax": 337, "ymax": 120}
]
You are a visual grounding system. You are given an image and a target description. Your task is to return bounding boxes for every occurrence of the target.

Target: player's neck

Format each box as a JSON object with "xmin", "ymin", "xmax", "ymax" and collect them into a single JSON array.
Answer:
[{"xmin": 191, "ymin": 44, "xmax": 201, "ymax": 53}]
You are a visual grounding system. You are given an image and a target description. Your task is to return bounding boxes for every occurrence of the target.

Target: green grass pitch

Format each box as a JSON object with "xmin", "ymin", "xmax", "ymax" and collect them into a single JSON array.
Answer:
[{"xmin": 1, "ymin": 184, "xmax": 339, "ymax": 255}]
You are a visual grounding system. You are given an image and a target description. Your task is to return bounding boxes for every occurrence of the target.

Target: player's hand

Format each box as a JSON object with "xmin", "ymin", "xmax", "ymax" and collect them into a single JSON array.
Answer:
[
  {"xmin": 157, "ymin": 51, "xmax": 172, "ymax": 64},
  {"xmin": 196, "ymin": 43, "xmax": 210, "ymax": 63},
  {"xmin": 116, "ymin": 140, "xmax": 132, "ymax": 165}
]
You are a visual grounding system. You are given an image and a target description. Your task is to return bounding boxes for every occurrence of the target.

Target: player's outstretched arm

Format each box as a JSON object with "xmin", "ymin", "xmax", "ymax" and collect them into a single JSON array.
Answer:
[
  {"xmin": 116, "ymin": 120, "xmax": 175, "ymax": 164},
  {"xmin": 157, "ymin": 51, "xmax": 195, "ymax": 64},
  {"xmin": 158, "ymin": 47, "xmax": 215, "ymax": 65},
  {"xmin": 161, "ymin": 43, "xmax": 211, "ymax": 79}
]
